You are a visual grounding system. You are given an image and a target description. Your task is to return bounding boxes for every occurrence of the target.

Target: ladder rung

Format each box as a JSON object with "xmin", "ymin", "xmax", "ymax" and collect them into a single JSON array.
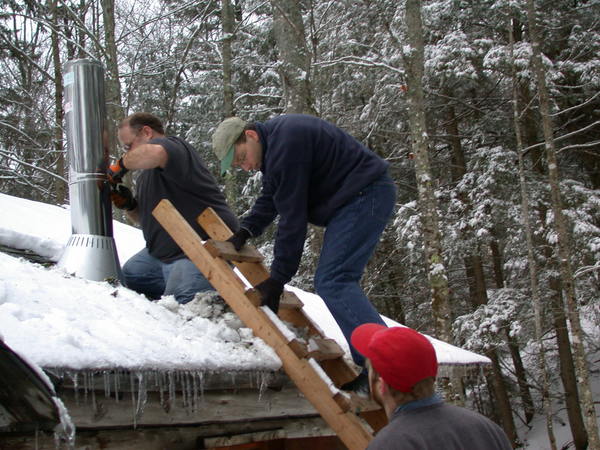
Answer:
[
  {"xmin": 204, "ymin": 239, "xmax": 264, "ymax": 262},
  {"xmin": 280, "ymin": 290, "xmax": 303, "ymax": 310},
  {"xmin": 319, "ymin": 358, "xmax": 359, "ymax": 387},
  {"xmin": 245, "ymin": 288, "xmax": 261, "ymax": 307},
  {"xmin": 289, "ymin": 339, "xmax": 309, "ymax": 359},
  {"xmin": 333, "ymin": 391, "xmax": 381, "ymax": 414},
  {"xmin": 246, "ymin": 288, "xmax": 303, "ymax": 312},
  {"xmin": 307, "ymin": 337, "xmax": 345, "ymax": 361}
]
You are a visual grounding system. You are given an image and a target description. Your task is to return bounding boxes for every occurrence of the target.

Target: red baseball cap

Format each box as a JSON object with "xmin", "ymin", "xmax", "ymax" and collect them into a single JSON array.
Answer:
[{"xmin": 351, "ymin": 324, "xmax": 438, "ymax": 392}]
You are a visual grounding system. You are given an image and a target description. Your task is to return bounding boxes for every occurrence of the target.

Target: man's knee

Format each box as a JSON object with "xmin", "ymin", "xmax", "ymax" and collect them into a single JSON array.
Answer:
[{"xmin": 121, "ymin": 259, "xmax": 136, "ymax": 281}]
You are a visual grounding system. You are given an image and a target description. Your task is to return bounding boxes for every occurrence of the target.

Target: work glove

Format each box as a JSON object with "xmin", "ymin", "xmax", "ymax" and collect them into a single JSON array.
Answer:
[
  {"xmin": 227, "ymin": 228, "xmax": 251, "ymax": 251},
  {"xmin": 107, "ymin": 158, "xmax": 129, "ymax": 184},
  {"xmin": 110, "ymin": 184, "xmax": 137, "ymax": 211},
  {"xmin": 256, "ymin": 277, "xmax": 284, "ymax": 314}
]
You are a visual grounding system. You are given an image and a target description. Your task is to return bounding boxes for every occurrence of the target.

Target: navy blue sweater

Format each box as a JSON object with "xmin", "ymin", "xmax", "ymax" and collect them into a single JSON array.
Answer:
[{"xmin": 241, "ymin": 114, "xmax": 389, "ymax": 284}]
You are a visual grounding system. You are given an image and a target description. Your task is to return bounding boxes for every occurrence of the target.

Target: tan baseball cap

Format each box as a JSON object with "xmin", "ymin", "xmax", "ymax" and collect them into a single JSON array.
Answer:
[{"xmin": 212, "ymin": 117, "xmax": 247, "ymax": 174}]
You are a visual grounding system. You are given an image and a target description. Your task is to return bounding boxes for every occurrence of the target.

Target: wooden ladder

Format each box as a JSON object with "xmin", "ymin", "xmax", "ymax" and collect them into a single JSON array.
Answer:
[{"xmin": 152, "ymin": 200, "xmax": 386, "ymax": 450}]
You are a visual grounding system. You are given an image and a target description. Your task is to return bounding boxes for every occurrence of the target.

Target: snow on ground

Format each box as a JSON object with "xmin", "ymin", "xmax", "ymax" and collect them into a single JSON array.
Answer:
[{"xmin": 0, "ymin": 193, "xmax": 490, "ymax": 373}]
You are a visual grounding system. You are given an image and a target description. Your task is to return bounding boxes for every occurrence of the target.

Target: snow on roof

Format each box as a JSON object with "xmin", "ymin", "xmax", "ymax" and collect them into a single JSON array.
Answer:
[{"xmin": 0, "ymin": 193, "xmax": 490, "ymax": 372}]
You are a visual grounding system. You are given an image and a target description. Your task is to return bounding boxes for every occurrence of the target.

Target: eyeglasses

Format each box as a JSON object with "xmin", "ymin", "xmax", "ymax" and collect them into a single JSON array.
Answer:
[{"xmin": 121, "ymin": 128, "xmax": 143, "ymax": 152}]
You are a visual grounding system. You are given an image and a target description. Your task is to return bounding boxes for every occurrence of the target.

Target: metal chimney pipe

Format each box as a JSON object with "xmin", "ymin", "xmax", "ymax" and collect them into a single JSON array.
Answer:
[{"xmin": 57, "ymin": 59, "xmax": 123, "ymax": 282}]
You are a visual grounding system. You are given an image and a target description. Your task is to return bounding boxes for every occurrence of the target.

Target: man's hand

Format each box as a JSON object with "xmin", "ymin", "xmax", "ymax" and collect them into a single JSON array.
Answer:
[
  {"xmin": 256, "ymin": 277, "xmax": 284, "ymax": 314},
  {"xmin": 227, "ymin": 228, "xmax": 251, "ymax": 251},
  {"xmin": 110, "ymin": 184, "xmax": 137, "ymax": 211},
  {"xmin": 107, "ymin": 158, "xmax": 129, "ymax": 184}
]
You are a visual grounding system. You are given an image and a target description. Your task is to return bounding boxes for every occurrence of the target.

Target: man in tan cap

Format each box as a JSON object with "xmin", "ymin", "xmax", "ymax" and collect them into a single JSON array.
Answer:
[
  {"xmin": 351, "ymin": 324, "xmax": 513, "ymax": 449},
  {"xmin": 212, "ymin": 114, "xmax": 396, "ymax": 392}
]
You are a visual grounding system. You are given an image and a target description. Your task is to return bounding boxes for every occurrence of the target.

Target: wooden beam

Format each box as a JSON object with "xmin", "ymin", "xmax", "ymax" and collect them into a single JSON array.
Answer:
[
  {"xmin": 55, "ymin": 385, "xmax": 319, "ymax": 429},
  {"xmin": 153, "ymin": 200, "xmax": 374, "ymax": 450},
  {"xmin": 0, "ymin": 417, "xmax": 339, "ymax": 450}
]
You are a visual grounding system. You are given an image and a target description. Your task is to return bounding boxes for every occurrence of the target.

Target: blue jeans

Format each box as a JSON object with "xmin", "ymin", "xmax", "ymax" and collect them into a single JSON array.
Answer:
[
  {"xmin": 314, "ymin": 173, "xmax": 397, "ymax": 366},
  {"xmin": 122, "ymin": 248, "xmax": 213, "ymax": 304}
]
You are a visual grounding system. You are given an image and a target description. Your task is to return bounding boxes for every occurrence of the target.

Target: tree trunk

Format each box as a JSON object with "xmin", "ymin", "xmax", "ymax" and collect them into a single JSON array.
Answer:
[
  {"xmin": 486, "ymin": 349, "xmax": 518, "ymax": 447},
  {"xmin": 270, "ymin": 0, "xmax": 317, "ymax": 115},
  {"xmin": 526, "ymin": 1, "xmax": 599, "ymax": 447},
  {"xmin": 489, "ymin": 234, "xmax": 535, "ymax": 425},
  {"xmin": 220, "ymin": 0, "xmax": 240, "ymax": 207},
  {"xmin": 550, "ymin": 277, "xmax": 588, "ymax": 450},
  {"xmin": 508, "ymin": 18, "xmax": 555, "ymax": 444},
  {"xmin": 100, "ymin": 0, "xmax": 123, "ymax": 158},
  {"xmin": 444, "ymin": 101, "xmax": 466, "ymax": 182},
  {"xmin": 403, "ymin": 0, "xmax": 452, "ymax": 342},
  {"xmin": 221, "ymin": 0, "xmax": 235, "ymax": 118},
  {"xmin": 49, "ymin": 0, "xmax": 66, "ymax": 204},
  {"xmin": 403, "ymin": 0, "xmax": 463, "ymax": 403},
  {"xmin": 465, "ymin": 255, "xmax": 518, "ymax": 446}
]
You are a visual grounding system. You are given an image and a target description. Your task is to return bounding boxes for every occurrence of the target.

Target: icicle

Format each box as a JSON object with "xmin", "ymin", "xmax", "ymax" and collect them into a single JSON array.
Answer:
[
  {"xmin": 53, "ymin": 396, "xmax": 76, "ymax": 450},
  {"xmin": 257, "ymin": 371, "xmax": 271, "ymax": 402},
  {"xmin": 181, "ymin": 371, "xmax": 187, "ymax": 410},
  {"xmin": 158, "ymin": 370, "xmax": 165, "ymax": 408},
  {"xmin": 230, "ymin": 371, "xmax": 237, "ymax": 393},
  {"xmin": 82, "ymin": 371, "xmax": 88, "ymax": 404},
  {"xmin": 69, "ymin": 371, "xmax": 79, "ymax": 406},
  {"xmin": 114, "ymin": 369, "xmax": 120, "ymax": 403},
  {"xmin": 90, "ymin": 371, "xmax": 96, "ymax": 413},
  {"xmin": 168, "ymin": 371, "xmax": 176, "ymax": 409},
  {"xmin": 186, "ymin": 371, "xmax": 193, "ymax": 412},
  {"xmin": 199, "ymin": 371, "xmax": 205, "ymax": 404},
  {"xmin": 192, "ymin": 371, "xmax": 198, "ymax": 412},
  {"xmin": 130, "ymin": 372, "xmax": 137, "ymax": 429},
  {"xmin": 103, "ymin": 370, "xmax": 110, "ymax": 398},
  {"xmin": 135, "ymin": 371, "xmax": 147, "ymax": 424}
]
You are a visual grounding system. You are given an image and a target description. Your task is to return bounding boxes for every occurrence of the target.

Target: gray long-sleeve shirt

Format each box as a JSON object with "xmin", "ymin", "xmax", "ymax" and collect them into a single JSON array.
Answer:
[{"xmin": 368, "ymin": 400, "xmax": 512, "ymax": 450}]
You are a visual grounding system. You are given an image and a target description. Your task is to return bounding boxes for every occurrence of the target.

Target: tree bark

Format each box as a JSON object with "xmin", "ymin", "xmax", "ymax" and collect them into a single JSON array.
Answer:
[
  {"xmin": 550, "ymin": 277, "xmax": 588, "ymax": 450},
  {"xmin": 270, "ymin": 0, "xmax": 317, "ymax": 115},
  {"xmin": 464, "ymin": 254, "xmax": 518, "ymax": 445},
  {"xmin": 49, "ymin": 0, "xmax": 66, "ymax": 205},
  {"xmin": 489, "ymin": 233, "xmax": 535, "ymax": 426},
  {"xmin": 100, "ymin": 0, "xmax": 124, "ymax": 158},
  {"xmin": 508, "ymin": 18, "xmax": 555, "ymax": 444},
  {"xmin": 220, "ymin": 0, "xmax": 240, "ymax": 207},
  {"xmin": 403, "ymin": 0, "xmax": 452, "ymax": 342},
  {"xmin": 403, "ymin": 0, "xmax": 465, "ymax": 404},
  {"xmin": 526, "ymin": 1, "xmax": 599, "ymax": 447},
  {"xmin": 221, "ymin": 0, "xmax": 235, "ymax": 118}
]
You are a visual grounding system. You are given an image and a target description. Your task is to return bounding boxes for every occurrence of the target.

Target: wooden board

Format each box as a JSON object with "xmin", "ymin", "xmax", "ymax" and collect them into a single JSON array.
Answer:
[{"xmin": 0, "ymin": 417, "xmax": 339, "ymax": 450}]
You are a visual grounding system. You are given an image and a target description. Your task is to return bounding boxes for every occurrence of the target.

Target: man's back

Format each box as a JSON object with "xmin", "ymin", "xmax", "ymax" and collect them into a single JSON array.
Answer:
[{"xmin": 368, "ymin": 403, "xmax": 512, "ymax": 450}]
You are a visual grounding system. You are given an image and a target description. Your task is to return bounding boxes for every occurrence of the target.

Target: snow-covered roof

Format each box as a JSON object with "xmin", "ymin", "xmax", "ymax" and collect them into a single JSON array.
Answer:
[{"xmin": 0, "ymin": 193, "xmax": 490, "ymax": 373}]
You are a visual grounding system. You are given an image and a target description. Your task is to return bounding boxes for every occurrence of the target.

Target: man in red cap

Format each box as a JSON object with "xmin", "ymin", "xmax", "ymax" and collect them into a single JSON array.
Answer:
[{"xmin": 351, "ymin": 324, "xmax": 512, "ymax": 449}]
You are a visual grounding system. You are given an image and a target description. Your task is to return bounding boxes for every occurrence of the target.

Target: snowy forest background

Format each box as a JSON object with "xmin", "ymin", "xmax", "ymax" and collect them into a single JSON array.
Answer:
[{"xmin": 0, "ymin": 0, "xmax": 599, "ymax": 448}]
